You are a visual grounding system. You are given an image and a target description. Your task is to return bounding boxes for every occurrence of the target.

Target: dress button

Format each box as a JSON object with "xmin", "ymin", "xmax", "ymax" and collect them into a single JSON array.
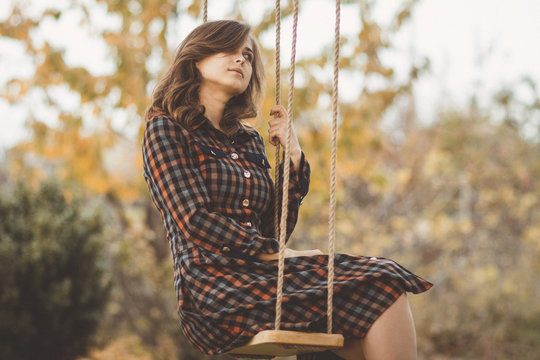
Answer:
[
  {"xmin": 222, "ymin": 246, "xmax": 231, "ymax": 253},
  {"xmin": 246, "ymin": 221, "xmax": 252, "ymax": 227},
  {"xmin": 231, "ymin": 153, "xmax": 239, "ymax": 160},
  {"xmin": 242, "ymin": 199, "xmax": 250, "ymax": 207},
  {"xmin": 243, "ymin": 170, "xmax": 251, "ymax": 178}
]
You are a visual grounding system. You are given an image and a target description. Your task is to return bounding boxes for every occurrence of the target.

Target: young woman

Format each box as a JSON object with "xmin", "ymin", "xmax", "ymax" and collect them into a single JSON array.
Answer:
[{"xmin": 142, "ymin": 20, "xmax": 432, "ymax": 360}]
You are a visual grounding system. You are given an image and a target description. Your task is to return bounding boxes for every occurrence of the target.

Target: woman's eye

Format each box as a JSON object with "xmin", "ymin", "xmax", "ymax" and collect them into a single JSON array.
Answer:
[{"xmin": 243, "ymin": 53, "xmax": 253, "ymax": 62}]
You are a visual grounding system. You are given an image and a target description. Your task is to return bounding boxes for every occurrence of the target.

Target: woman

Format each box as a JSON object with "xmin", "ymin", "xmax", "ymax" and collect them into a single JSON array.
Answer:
[{"xmin": 142, "ymin": 20, "xmax": 432, "ymax": 360}]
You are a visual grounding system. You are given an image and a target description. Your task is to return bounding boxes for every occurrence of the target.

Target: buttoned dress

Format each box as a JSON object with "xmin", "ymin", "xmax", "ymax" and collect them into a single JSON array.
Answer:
[{"xmin": 142, "ymin": 115, "xmax": 432, "ymax": 357}]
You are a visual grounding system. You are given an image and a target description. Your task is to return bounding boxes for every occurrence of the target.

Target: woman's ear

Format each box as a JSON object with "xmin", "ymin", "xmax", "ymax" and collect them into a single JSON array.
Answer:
[{"xmin": 193, "ymin": 61, "xmax": 202, "ymax": 76}]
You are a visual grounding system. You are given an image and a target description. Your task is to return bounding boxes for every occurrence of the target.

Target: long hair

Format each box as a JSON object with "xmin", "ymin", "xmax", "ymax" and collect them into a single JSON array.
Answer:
[{"xmin": 145, "ymin": 20, "xmax": 265, "ymax": 135}]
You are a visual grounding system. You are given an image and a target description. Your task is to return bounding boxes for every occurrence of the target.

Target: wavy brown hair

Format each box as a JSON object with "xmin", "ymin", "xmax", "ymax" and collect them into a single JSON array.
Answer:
[{"xmin": 145, "ymin": 20, "xmax": 265, "ymax": 135}]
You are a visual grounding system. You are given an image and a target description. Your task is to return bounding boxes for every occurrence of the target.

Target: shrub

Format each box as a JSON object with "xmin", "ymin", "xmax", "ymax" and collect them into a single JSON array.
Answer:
[{"xmin": 0, "ymin": 181, "xmax": 110, "ymax": 360}]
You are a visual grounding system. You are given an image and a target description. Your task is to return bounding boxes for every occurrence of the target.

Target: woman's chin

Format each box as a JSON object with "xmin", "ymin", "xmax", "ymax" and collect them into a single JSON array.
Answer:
[{"xmin": 228, "ymin": 86, "xmax": 249, "ymax": 98}]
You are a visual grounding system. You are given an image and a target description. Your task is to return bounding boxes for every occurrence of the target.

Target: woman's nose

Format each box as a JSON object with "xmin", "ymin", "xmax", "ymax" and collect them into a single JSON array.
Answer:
[{"xmin": 235, "ymin": 55, "xmax": 245, "ymax": 64}]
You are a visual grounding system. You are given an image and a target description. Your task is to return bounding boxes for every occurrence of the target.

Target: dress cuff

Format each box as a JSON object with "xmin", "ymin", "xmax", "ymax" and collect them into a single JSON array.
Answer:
[{"xmin": 288, "ymin": 151, "xmax": 310, "ymax": 203}]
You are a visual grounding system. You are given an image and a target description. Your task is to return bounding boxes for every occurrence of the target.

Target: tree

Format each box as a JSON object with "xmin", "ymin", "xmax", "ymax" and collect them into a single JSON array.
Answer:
[{"xmin": 0, "ymin": 180, "xmax": 110, "ymax": 360}]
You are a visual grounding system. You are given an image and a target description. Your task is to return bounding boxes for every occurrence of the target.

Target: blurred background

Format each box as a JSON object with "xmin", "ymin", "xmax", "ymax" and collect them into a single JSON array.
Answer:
[{"xmin": 1, "ymin": 0, "xmax": 539, "ymax": 359}]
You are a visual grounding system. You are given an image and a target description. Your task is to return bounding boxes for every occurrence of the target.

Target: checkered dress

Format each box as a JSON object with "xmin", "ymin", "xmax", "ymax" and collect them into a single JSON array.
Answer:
[{"xmin": 142, "ymin": 115, "xmax": 432, "ymax": 358}]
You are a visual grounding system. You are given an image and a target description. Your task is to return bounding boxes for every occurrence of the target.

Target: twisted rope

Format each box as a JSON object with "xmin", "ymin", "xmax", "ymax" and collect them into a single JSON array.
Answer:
[
  {"xmin": 327, "ymin": 0, "xmax": 340, "ymax": 334},
  {"xmin": 275, "ymin": 0, "xmax": 299, "ymax": 331},
  {"xmin": 274, "ymin": 0, "xmax": 281, "ymax": 241},
  {"xmin": 203, "ymin": 0, "xmax": 208, "ymax": 23}
]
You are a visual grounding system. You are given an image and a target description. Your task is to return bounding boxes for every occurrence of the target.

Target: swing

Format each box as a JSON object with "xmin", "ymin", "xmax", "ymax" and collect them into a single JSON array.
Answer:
[{"xmin": 204, "ymin": 0, "xmax": 345, "ymax": 357}]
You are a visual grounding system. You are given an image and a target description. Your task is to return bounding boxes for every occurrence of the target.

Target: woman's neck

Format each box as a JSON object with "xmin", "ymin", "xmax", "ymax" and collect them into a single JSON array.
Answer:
[{"xmin": 199, "ymin": 86, "xmax": 230, "ymax": 130}]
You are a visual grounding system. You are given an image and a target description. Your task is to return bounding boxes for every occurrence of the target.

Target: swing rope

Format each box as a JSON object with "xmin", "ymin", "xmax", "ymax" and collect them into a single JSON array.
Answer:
[
  {"xmin": 328, "ymin": 0, "xmax": 340, "ymax": 334},
  {"xmin": 275, "ymin": 0, "xmax": 299, "ymax": 331},
  {"xmin": 273, "ymin": 0, "xmax": 281, "ymax": 244},
  {"xmin": 202, "ymin": 0, "xmax": 208, "ymax": 23},
  {"xmin": 274, "ymin": 0, "xmax": 341, "ymax": 334}
]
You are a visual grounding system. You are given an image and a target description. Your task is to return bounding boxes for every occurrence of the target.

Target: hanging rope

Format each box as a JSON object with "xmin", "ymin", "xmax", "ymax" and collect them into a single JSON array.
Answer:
[
  {"xmin": 275, "ymin": 0, "xmax": 299, "ymax": 331},
  {"xmin": 273, "ymin": 0, "xmax": 341, "ymax": 334},
  {"xmin": 202, "ymin": 0, "xmax": 208, "ymax": 23},
  {"xmin": 274, "ymin": 0, "xmax": 281, "ymax": 241},
  {"xmin": 327, "ymin": 0, "xmax": 340, "ymax": 334}
]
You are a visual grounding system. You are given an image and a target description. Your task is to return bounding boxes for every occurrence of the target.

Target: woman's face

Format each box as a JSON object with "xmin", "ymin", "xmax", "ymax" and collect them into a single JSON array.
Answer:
[{"xmin": 196, "ymin": 38, "xmax": 254, "ymax": 98}]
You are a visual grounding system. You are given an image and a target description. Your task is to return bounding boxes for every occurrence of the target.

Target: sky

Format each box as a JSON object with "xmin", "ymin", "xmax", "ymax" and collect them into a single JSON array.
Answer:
[{"xmin": 0, "ymin": 0, "xmax": 539, "ymax": 151}]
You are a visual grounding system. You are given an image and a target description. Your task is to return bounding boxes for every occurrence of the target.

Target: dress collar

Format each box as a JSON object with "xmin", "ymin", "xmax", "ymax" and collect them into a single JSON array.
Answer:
[
  {"xmin": 190, "ymin": 113, "xmax": 256, "ymax": 145},
  {"xmin": 188, "ymin": 113, "xmax": 207, "ymax": 131}
]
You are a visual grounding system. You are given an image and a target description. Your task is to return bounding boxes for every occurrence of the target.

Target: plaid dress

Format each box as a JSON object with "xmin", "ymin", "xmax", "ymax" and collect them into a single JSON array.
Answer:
[{"xmin": 142, "ymin": 115, "xmax": 432, "ymax": 358}]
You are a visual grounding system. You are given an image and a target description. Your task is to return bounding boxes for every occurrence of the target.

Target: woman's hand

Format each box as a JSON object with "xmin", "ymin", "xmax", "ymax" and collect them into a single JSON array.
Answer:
[
  {"xmin": 256, "ymin": 247, "xmax": 323, "ymax": 261},
  {"xmin": 269, "ymin": 105, "xmax": 302, "ymax": 170}
]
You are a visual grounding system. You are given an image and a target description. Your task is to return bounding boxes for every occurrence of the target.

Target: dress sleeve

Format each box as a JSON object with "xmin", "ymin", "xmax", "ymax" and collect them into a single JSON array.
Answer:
[
  {"xmin": 142, "ymin": 117, "xmax": 279, "ymax": 258},
  {"xmin": 259, "ymin": 140, "xmax": 311, "ymax": 241}
]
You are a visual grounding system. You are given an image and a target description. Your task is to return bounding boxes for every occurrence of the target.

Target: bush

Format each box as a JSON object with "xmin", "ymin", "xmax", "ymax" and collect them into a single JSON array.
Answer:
[{"xmin": 0, "ymin": 181, "xmax": 110, "ymax": 360}]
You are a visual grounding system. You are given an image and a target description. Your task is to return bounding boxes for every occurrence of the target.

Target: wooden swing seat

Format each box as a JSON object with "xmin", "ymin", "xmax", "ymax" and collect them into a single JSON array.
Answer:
[{"xmin": 227, "ymin": 330, "xmax": 344, "ymax": 358}]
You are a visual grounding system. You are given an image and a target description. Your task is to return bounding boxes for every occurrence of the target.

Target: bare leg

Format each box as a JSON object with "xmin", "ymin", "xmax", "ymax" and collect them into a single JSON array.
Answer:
[{"xmin": 332, "ymin": 293, "xmax": 417, "ymax": 360}]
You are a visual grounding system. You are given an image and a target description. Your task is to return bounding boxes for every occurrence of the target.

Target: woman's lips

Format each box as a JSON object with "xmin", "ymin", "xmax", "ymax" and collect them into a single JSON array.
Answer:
[{"xmin": 229, "ymin": 68, "xmax": 244, "ymax": 78}]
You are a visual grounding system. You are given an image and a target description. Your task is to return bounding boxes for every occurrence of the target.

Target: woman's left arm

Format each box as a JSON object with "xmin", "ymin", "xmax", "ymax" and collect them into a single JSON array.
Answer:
[{"xmin": 259, "ymin": 105, "xmax": 311, "ymax": 240}]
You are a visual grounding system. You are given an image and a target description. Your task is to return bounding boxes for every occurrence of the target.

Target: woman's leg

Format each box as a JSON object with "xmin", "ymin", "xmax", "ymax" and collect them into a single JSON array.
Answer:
[{"xmin": 331, "ymin": 293, "xmax": 417, "ymax": 360}]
